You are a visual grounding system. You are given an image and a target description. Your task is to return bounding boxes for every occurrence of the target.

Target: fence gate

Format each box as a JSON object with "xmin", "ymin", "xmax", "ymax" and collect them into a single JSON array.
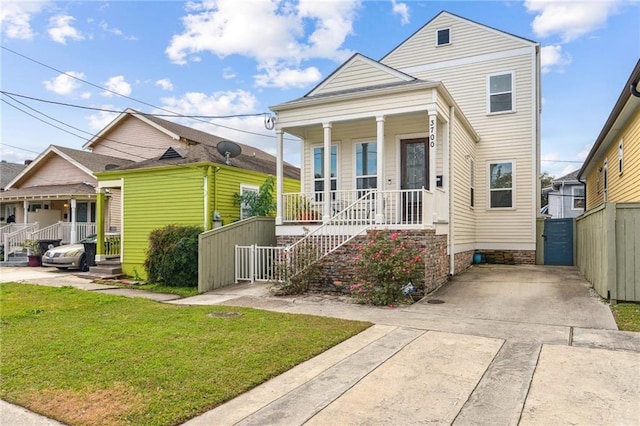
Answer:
[
  {"xmin": 235, "ymin": 245, "xmax": 284, "ymax": 283},
  {"xmin": 543, "ymin": 218, "xmax": 574, "ymax": 265}
]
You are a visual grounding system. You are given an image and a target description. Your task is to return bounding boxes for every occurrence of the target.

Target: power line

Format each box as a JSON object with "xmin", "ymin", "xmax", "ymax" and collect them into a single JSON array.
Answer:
[{"xmin": 541, "ymin": 159, "xmax": 584, "ymax": 163}]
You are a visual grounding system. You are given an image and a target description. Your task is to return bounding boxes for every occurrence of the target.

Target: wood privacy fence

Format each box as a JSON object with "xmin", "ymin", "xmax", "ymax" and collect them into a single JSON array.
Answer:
[
  {"xmin": 198, "ymin": 217, "xmax": 276, "ymax": 293},
  {"xmin": 576, "ymin": 203, "xmax": 640, "ymax": 303}
]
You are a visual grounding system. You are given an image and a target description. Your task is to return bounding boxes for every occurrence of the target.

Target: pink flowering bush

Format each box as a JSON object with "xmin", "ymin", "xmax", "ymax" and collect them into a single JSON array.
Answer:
[{"xmin": 350, "ymin": 230, "xmax": 425, "ymax": 306}]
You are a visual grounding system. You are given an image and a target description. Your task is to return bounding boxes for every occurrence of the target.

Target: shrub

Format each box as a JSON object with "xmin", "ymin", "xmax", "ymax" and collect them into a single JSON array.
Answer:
[
  {"xmin": 271, "ymin": 231, "xmax": 320, "ymax": 295},
  {"xmin": 350, "ymin": 230, "xmax": 425, "ymax": 306},
  {"xmin": 144, "ymin": 224, "xmax": 202, "ymax": 287},
  {"xmin": 233, "ymin": 176, "xmax": 276, "ymax": 218}
]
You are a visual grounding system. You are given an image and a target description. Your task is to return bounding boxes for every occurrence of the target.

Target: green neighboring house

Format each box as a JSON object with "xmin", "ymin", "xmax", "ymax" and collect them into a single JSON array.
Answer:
[{"xmin": 91, "ymin": 111, "xmax": 299, "ymax": 278}]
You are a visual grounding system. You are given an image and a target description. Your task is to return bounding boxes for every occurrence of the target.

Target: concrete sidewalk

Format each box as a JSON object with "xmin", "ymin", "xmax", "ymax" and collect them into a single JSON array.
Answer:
[{"xmin": 1, "ymin": 265, "xmax": 639, "ymax": 425}]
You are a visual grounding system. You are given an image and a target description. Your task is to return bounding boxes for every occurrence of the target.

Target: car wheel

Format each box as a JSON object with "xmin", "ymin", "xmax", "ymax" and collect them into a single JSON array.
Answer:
[{"xmin": 79, "ymin": 255, "xmax": 89, "ymax": 272}]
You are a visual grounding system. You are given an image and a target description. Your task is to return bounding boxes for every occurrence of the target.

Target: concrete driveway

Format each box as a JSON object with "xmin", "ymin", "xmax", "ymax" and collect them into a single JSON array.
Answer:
[{"xmin": 1, "ymin": 264, "xmax": 639, "ymax": 425}]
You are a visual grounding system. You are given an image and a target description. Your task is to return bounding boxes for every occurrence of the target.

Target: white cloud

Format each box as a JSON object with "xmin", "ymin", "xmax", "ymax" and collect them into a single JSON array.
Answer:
[
  {"xmin": 87, "ymin": 107, "xmax": 118, "ymax": 131},
  {"xmin": 540, "ymin": 44, "xmax": 572, "ymax": 73},
  {"xmin": 159, "ymin": 89, "xmax": 258, "ymax": 117},
  {"xmin": 101, "ymin": 76, "xmax": 132, "ymax": 97},
  {"xmin": 254, "ymin": 66, "xmax": 322, "ymax": 89},
  {"xmin": 99, "ymin": 20, "xmax": 138, "ymax": 40},
  {"xmin": 525, "ymin": 0, "xmax": 622, "ymax": 42},
  {"xmin": 43, "ymin": 71, "xmax": 85, "ymax": 96},
  {"xmin": 391, "ymin": 0, "xmax": 410, "ymax": 25},
  {"xmin": 48, "ymin": 14, "xmax": 84, "ymax": 44},
  {"xmin": 222, "ymin": 68, "xmax": 237, "ymax": 80},
  {"xmin": 155, "ymin": 78, "xmax": 174, "ymax": 91},
  {"xmin": 166, "ymin": 0, "xmax": 359, "ymax": 88},
  {"xmin": 0, "ymin": 1, "xmax": 49, "ymax": 40},
  {"xmin": 577, "ymin": 142, "xmax": 594, "ymax": 161}
]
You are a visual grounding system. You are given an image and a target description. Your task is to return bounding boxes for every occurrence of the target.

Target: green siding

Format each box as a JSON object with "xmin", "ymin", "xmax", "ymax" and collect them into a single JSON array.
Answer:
[{"xmin": 97, "ymin": 162, "xmax": 299, "ymax": 278}]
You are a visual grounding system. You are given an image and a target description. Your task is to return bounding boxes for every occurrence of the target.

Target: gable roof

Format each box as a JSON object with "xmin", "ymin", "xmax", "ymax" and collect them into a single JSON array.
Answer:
[
  {"xmin": 0, "ymin": 162, "xmax": 26, "ymax": 190},
  {"xmin": 83, "ymin": 109, "xmax": 299, "ymax": 179},
  {"xmin": 6, "ymin": 145, "xmax": 134, "ymax": 189},
  {"xmin": 552, "ymin": 170, "xmax": 582, "ymax": 185},
  {"xmin": 578, "ymin": 59, "xmax": 640, "ymax": 180},
  {"xmin": 381, "ymin": 10, "xmax": 537, "ymax": 62},
  {"xmin": 306, "ymin": 53, "xmax": 417, "ymax": 97},
  {"xmin": 109, "ymin": 141, "xmax": 300, "ymax": 179}
]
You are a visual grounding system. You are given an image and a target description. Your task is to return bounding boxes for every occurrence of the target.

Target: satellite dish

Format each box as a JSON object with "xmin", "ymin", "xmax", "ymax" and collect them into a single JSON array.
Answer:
[{"xmin": 216, "ymin": 141, "xmax": 242, "ymax": 165}]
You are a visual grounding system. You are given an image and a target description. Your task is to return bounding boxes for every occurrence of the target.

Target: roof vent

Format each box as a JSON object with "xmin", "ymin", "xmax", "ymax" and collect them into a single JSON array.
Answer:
[
  {"xmin": 160, "ymin": 147, "xmax": 184, "ymax": 160},
  {"xmin": 105, "ymin": 164, "xmax": 120, "ymax": 170}
]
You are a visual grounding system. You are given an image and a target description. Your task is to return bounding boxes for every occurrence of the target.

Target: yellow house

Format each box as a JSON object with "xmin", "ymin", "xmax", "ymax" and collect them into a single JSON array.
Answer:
[{"xmin": 578, "ymin": 59, "xmax": 640, "ymax": 208}]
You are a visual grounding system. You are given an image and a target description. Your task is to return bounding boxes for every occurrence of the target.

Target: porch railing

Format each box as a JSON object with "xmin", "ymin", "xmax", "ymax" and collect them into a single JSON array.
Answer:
[
  {"xmin": 282, "ymin": 188, "xmax": 446, "ymax": 227},
  {"xmin": 2, "ymin": 223, "xmax": 39, "ymax": 261},
  {"xmin": 29, "ymin": 222, "xmax": 97, "ymax": 244}
]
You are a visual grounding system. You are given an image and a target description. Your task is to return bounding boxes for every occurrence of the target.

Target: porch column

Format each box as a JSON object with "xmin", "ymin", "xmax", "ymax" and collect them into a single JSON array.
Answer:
[
  {"xmin": 96, "ymin": 190, "xmax": 106, "ymax": 261},
  {"xmin": 322, "ymin": 122, "xmax": 332, "ymax": 222},
  {"xmin": 23, "ymin": 200, "xmax": 28, "ymax": 223},
  {"xmin": 70, "ymin": 198, "xmax": 77, "ymax": 243},
  {"xmin": 376, "ymin": 115, "xmax": 385, "ymax": 224},
  {"xmin": 428, "ymin": 111, "xmax": 437, "ymax": 193},
  {"xmin": 276, "ymin": 129, "xmax": 284, "ymax": 225}
]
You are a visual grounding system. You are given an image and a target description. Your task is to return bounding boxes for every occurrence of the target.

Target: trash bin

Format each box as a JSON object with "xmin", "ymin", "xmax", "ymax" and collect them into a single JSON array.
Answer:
[
  {"xmin": 83, "ymin": 242, "xmax": 97, "ymax": 267},
  {"xmin": 38, "ymin": 239, "xmax": 62, "ymax": 255}
]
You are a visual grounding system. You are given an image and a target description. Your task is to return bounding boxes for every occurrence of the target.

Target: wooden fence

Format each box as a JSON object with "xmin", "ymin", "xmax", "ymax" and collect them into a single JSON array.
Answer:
[
  {"xmin": 576, "ymin": 202, "xmax": 640, "ymax": 303},
  {"xmin": 198, "ymin": 217, "xmax": 276, "ymax": 293}
]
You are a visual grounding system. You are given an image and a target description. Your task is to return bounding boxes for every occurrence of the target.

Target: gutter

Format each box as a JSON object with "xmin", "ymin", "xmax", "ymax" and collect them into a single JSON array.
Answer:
[{"xmin": 449, "ymin": 105, "xmax": 455, "ymax": 276}]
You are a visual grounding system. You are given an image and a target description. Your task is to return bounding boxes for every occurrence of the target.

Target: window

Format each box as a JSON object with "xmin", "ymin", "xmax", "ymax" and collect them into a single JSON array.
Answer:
[
  {"xmin": 603, "ymin": 159, "xmax": 608, "ymax": 201},
  {"xmin": 356, "ymin": 141, "xmax": 377, "ymax": 195},
  {"xmin": 488, "ymin": 72, "xmax": 514, "ymax": 113},
  {"xmin": 470, "ymin": 158, "xmax": 475, "ymax": 207},
  {"xmin": 28, "ymin": 202, "xmax": 50, "ymax": 212},
  {"xmin": 239, "ymin": 184, "xmax": 259, "ymax": 219},
  {"xmin": 313, "ymin": 145, "xmax": 338, "ymax": 201},
  {"xmin": 436, "ymin": 28, "xmax": 450, "ymax": 46},
  {"xmin": 618, "ymin": 139, "xmax": 624, "ymax": 174},
  {"xmin": 488, "ymin": 161, "xmax": 514, "ymax": 208},
  {"xmin": 572, "ymin": 186, "xmax": 585, "ymax": 210}
]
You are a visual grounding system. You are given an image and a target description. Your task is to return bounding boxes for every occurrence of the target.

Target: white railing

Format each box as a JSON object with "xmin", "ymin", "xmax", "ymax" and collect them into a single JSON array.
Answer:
[
  {"xmin": 3, "ymin": 223, "xmax": 39, "ymax": 261},
  {"xmin": 29, "ymin": 222, "xmax": 96, "ymax": 244},
  {"xmin": 283, "ymin": 188, "xmax": 440, "ymax": 227},
  {"xmin": 235, "ymin": 245, "xmax": 287, "ymax": 282},
  {"xmin": 0, "ymin": 223, "xmax": 36, "ymax": 242}
]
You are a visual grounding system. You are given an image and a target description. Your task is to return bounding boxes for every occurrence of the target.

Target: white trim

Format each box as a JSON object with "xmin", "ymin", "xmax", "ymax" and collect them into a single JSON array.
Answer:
[
  {"xmin": 308, "ymin": 53, "xmax": 414, "ymax": 97},
  {"xmin": 97, "ymin": 179, "xmax": 122, "ymax": 189},
  {"xmin": 487, "ymin": 160, "xmax": 516, "ymax": 209},
  {"xmin": 400, "ymin": 47, "xmax": 531, "ymax": 75},
  {"xmin": 603, "ymin": 159, "xmax": 609, "ymax": 202},
  {"xmin": 310, "ymin": 142, "xmax": 340, "ymax": 196},
  {"xmin": 239, "ymin": 184, "xmax": 260, "ymax": 220},
  {"xmin": 487, "ymin": 71, "xmax": 516, "ymax": 114},
  {"xmin": 531, "ymin": 44, "xmax": 540, "ymax": 243},
  {"xmin": 436, "ymin": 27, "xmax": 451, "ymax": 46},
  {"xmin": 618, "ymin": 138, "xmax": 624, "ymax": 175}
]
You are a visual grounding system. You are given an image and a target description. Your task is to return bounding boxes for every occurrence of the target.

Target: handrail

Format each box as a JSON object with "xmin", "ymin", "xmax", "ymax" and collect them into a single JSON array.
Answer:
[{"xmin": 3, "ymin": 223, "xmax": 39, "ymax": 261}]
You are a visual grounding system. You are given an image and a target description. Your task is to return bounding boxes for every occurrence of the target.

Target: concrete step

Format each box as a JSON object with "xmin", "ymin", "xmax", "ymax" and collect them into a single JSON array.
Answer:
[{"xmin": 89, "ymin": 265, "xmax": 123, "ymax": 275}]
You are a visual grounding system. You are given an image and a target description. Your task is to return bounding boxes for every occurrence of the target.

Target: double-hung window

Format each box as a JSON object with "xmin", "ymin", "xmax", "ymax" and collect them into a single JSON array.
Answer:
[
  {"xmin": 488, "ymin": 161, "xmax": 514, "ymax": 208},
  {"xmin": 313, "ymin": 145, "xmax": 337, "ymax": 201},
  {"xmin": 618, "ymin": 139, "xmax": 624, "ymax": 174},
  {"xmin": 239, "ymin": 184, "xmax": 259, "ymax": 219},
  {"xmin": 356, "ymin": 141, "xmax": 377, "ymax": 197},
  {"xmin": 572, "ymin": 186, "xmax": 585, "ymax": 210},
  {"xmin": 488, "ymin": 72, "xmax": 514, "ymax": 113}
]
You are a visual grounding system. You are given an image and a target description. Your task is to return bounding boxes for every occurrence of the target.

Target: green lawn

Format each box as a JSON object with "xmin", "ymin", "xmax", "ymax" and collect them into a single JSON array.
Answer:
[
  {"xmin": 611, "ymin": 303, "xmax": 640, "ymax": 332},
  {"xmin": 0, "ymin": 283, "xmax": 371, "ymax": 426}
]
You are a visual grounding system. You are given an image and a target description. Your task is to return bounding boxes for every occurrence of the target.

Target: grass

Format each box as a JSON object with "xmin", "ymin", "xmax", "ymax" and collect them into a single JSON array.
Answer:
[
  {"xmin": 0, "ymin": 283, "xmax": 371, "ymax": 426},
  {"xmin": 611, "ymin": 303, "xmax": 640, "ymax": 332}
]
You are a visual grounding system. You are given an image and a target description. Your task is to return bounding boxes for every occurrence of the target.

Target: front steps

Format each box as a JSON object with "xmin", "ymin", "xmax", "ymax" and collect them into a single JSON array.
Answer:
[{"xmin": 78, "ymin": 259, "xmax": 125, "ymax": 280}]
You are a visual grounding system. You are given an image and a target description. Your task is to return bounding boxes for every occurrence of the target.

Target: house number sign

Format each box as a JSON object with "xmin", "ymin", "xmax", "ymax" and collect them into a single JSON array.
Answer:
[{"xmin": 429, "ymin": 117, "xmax": 436, "ymax": 148}]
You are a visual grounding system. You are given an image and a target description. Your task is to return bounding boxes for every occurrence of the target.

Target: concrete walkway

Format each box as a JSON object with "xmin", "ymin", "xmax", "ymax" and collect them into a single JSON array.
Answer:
[{"xmin": 1, "ymin": 265, "xmax": 639, "ymax": 425}]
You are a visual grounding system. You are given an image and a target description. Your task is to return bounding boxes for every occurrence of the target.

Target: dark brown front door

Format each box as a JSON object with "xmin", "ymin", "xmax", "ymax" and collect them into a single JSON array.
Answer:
[{"xmin": 401, "ymin": 138, "xmax": 429, "ymax": 222}]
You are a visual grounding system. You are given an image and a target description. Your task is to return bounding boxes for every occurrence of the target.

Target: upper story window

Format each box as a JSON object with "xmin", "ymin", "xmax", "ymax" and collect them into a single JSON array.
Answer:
[
  {"xmin": 356, "ymin": 141, "xmax": 377, "ymax": 196},
  {"xmin": 572, "ymin": 186, "xmax": 585, "ymax": 210},
  {"xmin": 618, "ymin": 139, "xmax": 624, "ymax": 174},
  {"xmin": 488, "ymin": 72, "xmax": 514, "ymax": 114},
  {"xmin": 603, "ymin": 159, "xmax": 608, "ymax": 201},
  {"xmin": 488, "ymin": 161, "xmax": 514, "ymax": 209},
  {"xmin": 436, "ymin": 28, "xmax": 450, "ymax": 46},
  {"xmin": 313, "ymin": 145, "xmax": 338, "ymax": 201}
]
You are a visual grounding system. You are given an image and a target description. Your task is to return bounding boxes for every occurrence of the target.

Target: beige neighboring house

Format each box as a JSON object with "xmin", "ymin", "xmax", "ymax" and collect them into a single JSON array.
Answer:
[
  {"xmin": 268, "ymin": 11, "xmax": 541, "ymax": 291},
  {"xmin": 1, "ymin": 161, "xmax": 26, "ymax": 222},
  {"xmin": 0, "ymin": 145, "xmax": 132, "ymax": 259}
]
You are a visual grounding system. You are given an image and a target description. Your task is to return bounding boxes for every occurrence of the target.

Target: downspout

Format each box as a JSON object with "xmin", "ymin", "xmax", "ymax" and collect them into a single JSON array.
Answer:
[
  {"xmin": 578, "ymin": 175, "xmax": 587, "ymax": 211},
  {"xmin": 449, "ymin": 106, "xmax": 455, "ymax": 276}
]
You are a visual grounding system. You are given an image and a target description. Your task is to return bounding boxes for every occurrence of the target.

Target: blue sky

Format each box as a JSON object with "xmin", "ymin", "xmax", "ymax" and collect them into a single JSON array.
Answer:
[{"xmin": 1, "ymin": 0, "xmax": 638, "ymax": 178}]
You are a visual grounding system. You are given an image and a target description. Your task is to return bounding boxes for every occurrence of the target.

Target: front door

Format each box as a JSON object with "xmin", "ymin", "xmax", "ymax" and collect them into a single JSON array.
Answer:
[{"xmin": 401, "ymin": 138, "xmax": 429, "ymax": 223}]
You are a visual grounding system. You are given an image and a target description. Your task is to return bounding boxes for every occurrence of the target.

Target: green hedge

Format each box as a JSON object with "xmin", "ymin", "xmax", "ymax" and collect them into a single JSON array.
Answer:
[{"xmin": 144, "ymin": 224, "xmax": 202, "ymax": 287}]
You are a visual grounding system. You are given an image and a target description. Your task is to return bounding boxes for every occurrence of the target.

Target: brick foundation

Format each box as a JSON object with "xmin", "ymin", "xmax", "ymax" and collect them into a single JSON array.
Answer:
[
  {"xmin": 454, "ymin": 250, "xmax": 474, "ymax": 275},
  {"xmin": 475, "ymin": 249, "xmax": 536, "ymax": 265},
  {"xmin": 277, "ymin": 229, "xmax": 450, "ymax": 295}
]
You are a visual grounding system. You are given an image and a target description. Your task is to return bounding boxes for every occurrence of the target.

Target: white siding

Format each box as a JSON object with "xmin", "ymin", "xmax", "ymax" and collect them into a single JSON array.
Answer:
[
  {"xmin": 452, "ymin": 115, "xmax": 477, "ymax": 247},
  {"xmin": 107, "ymin": 188, "xmax": 122, "ymax": 232},
  {"xmin": 314, "ymin": 58, "xmax": 406, "ymax": 96}
]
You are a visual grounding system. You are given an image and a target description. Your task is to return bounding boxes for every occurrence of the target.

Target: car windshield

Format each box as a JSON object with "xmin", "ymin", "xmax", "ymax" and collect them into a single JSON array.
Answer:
[{"xmin": 80, "ymin": 235, "xmax": 97, "ymax": 244}]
